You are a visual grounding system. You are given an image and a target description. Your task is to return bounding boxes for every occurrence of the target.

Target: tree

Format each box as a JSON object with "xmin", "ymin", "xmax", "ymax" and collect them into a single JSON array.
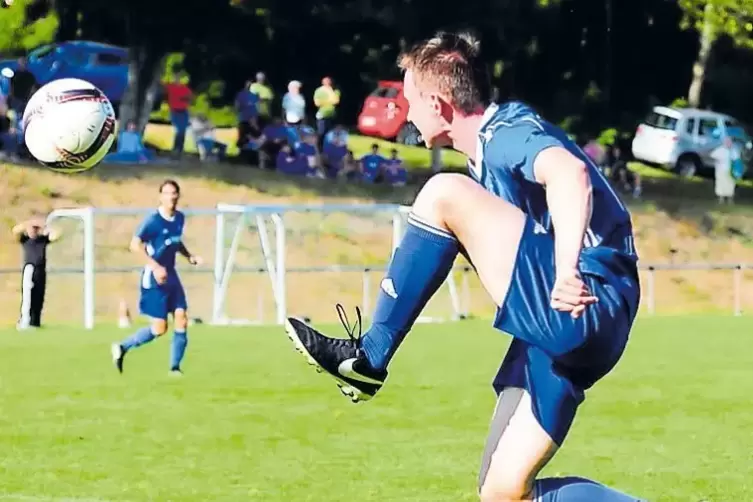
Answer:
[
  {"xmin": 0, "ymin": 0, "xmax": 57, "ymax": 55},
  {"xmin": 679, "ymin": 0, "xmax": 753, "ymax": 107},
  {"xmin": 51, "ymin": 0, "xmax": 257, "ymax": 133}
]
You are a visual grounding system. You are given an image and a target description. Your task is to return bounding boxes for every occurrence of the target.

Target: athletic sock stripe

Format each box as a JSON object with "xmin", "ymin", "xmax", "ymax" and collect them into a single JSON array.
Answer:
[{"xmin": 407, "ymin": 213, "xmax": 456, "ymax": 241}]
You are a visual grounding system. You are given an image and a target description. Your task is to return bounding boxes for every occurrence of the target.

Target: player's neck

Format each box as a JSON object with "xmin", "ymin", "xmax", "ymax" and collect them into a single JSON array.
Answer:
[
  {"xmin": 158, "ymin": 206, "xmax": 176, "ymax": 220},
  {"xmin": 449, "ymin": 110, "xmax": 486, "ymax": 162}
]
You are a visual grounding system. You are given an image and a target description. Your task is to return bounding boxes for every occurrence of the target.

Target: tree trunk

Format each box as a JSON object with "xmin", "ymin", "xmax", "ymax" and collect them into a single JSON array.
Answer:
[
  {"xmin": 118, "ymin": 45, "xmax": 164, "ymax": 135},
  {"xmin": 687, "ymin": 2, "xmax": 715, "ymax": 108}
]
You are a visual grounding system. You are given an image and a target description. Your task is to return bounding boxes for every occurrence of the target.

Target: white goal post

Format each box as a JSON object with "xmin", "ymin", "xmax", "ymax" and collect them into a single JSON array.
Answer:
[{"xmin": 47, "ymin": 203, "xmax": 466, "ymax": 329}]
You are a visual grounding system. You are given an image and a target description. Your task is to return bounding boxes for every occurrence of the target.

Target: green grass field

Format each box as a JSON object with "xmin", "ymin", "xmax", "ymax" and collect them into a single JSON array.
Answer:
[{"xmin": 1, "ymin": 316, "xmax": 752, "ymax": 501}]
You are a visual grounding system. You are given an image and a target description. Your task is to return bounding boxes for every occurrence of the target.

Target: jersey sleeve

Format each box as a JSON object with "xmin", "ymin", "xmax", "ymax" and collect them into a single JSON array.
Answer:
[
  {"xmin": 135, "ymin": 215, "xmax": 154, "ymax": 242},
  {"xmin": 486, "ymin": 119, "xmax": 565, "ymax": 183},
  {"xmin": 178, "ymin": 212, "xmax": 186, "ymax": 235}
]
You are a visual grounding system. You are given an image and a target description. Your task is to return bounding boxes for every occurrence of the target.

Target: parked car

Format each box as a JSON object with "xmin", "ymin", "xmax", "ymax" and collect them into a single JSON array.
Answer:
[
  {"xmin": 357, "ymin": 80, "xmax": 420, "ymax": 144},
  {"xmin": 0, "ymin": 41, "xmax": 129, "ymax": 106},
  {"xmin": 631, "ymin": 106, "xmax": 753, "ymax": 177}
]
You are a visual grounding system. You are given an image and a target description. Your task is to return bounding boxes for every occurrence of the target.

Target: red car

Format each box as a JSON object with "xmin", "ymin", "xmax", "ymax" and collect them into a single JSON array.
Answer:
[{"xmin": 357, "ymin": 80, "xmax": 420, "ymax": 144}]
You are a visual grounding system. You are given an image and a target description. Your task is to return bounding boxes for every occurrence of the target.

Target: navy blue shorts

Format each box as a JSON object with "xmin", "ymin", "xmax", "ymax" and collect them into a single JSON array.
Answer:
[
  {"xmin": 493, "ymin": 218, "xmax": 640, "ymax": 445},
  {"xmin": 139, "ymin": 273, "xmax": 188, "ymax": 320}
]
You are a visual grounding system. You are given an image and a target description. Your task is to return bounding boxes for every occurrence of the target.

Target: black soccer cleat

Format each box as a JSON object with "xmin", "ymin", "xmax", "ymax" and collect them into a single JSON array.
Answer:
[
  {"xmin": 284, "ymin": 305, "xmax": 387, "ymax": 402},
  {"xmin": 110, "ymin": 343, "xmax": 125, "ymax": 374}
]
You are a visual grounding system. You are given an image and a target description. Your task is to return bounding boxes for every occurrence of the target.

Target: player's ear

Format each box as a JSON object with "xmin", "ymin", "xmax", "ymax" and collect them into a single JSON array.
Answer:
[{"xmin": 428, "ymin": 93, "xmax": 443, "ymax": 116}]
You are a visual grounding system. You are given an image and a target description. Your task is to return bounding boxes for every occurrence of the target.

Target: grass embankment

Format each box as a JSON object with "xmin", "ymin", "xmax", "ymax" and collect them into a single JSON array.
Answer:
[{"xmin": 3, "ymin": 133, "xmax": 753, "ymax": 323}]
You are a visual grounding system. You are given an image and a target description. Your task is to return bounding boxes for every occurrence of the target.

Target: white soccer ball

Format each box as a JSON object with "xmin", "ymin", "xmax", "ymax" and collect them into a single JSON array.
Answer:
[{"xmin": 23, "ymin": 78, "xmax": 116, "ymax": 173}]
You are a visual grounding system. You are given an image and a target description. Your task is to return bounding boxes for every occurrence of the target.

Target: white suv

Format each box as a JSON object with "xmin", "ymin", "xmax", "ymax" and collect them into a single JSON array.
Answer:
[{"xmin": 631, "ymin": 106, "xmax": 752, "ymax": 177}]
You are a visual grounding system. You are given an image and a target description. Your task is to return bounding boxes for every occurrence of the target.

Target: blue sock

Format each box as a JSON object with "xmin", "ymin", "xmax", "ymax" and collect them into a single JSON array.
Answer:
[
  {"xmin": 170, "ymin": 329, "xmax": 188, "ymax": 370},
  {"xmin": 360, "ymin": 214, "xmax": 458, "ymax": 370},
  {"xmin": 535, "ymin": 477, "xmax": 643, "ymax": 501},
  {"xmin": 120, "ymin": 326, "xmax": 156, "ymax": 352}
]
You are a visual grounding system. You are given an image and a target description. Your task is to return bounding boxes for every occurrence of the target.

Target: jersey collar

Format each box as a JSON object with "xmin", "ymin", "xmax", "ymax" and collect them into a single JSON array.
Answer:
[
  {"xmin": 157, "ymin": 207, "xmax": 176, "ymax": 222},
  {"xmin": 468, "ymin": 103, "xmax": 500, "ymax": 178}
]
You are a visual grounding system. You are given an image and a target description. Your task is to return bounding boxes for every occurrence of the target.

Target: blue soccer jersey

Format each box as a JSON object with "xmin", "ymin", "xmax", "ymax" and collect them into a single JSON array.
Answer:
[
  {"xmin": 469, "ymin": 101, "xmax": 637, "ymax": 261},
  {"xmin": 467, "ymin": 102, "xmax": 642, "ymax": 445},
  {"xmin": 361, "ymin": 153, "xmax": 385, "ymax": 182},
  {"xmin": 135, "ymin": 210, "xmax": 188, "ymax": 318},
  {"xmin": 135, "ymin": 210, "xmax": 185, "ymax": 279}
]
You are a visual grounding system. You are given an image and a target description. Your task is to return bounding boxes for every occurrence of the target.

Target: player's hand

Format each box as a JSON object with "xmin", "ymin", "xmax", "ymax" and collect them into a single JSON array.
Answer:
[
  {"xmin": 153, "ymin": 265, "xmax": 168, "ymax": 285},
  {"xmin": 550, "ymin": 270, "xmax": 597, "ymax": 319},
  {"xmin": 188, "ymin": 255, "xmax": 203, "ymax": 266}
]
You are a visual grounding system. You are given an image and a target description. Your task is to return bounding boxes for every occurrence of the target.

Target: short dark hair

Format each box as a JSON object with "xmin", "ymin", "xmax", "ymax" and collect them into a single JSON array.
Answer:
[
  {"xmin": 371, "ymin": 143, "xmax": 379, "ymax": 150},
  {"xmin": 398, "ymin": 31, "xmax": 489, "ymax": 115},
  {"xmin": 159, "ymin": 179, "xmax": 180, "ymax": 193}
]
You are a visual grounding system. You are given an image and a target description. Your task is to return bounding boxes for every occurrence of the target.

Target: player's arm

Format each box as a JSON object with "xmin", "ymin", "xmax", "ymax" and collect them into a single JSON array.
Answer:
[
  {"xmin": 129, "ymin": 235, "xmax": 162, "ymax": 269},
  {"xmin": 533, "ymin": 147, "xmax": 592, "ymax": 274},
  {"xmin": 11, "ymin": 222, "xmax": 27, "ymax": 237},
  {"xmin": 177, "ymin": 242, "xmax": 200, "ymax": 265},
  {"xmin": 12, "ymin": 217, "xmax": 42, "ymax": 240},
  {"xmin": 130, "ymin": 218, "xmax": 163, "ymax": 270},
  {"xmin": 494, "ymin": 120, "xmax": 596, "ymax": 316},
  {"xmin": 43, "ymin": 226, "xmax": 62, "ymax": 242}
]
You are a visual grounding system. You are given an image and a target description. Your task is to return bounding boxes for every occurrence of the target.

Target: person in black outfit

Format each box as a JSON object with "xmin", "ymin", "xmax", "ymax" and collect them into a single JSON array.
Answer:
[
  {"xmin": 12, "ymin": 217, "xmax": 60, "ymax": 330},
  {"xmin": 8, "ymin": 57, "xmax": 37, "ymax": 114}
]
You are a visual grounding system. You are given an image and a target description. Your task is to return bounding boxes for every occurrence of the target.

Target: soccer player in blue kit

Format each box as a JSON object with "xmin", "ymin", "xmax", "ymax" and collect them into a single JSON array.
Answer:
[
  {"xmin": 284, "ymin": 32, "xmax": 644, "ymax": 501},
  {"xmin": 111, "ymin": 180, "xmax": 202, "ymax": 375}
]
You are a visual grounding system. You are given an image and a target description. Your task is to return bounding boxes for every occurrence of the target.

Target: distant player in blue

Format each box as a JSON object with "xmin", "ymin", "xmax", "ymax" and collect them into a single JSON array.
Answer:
[
  {"xmin": 284, "ymin": 32, "xmax": 643, "ymax": 502},
  {"xmin": 111, "ymin": 180, "xmax": 202, "ymax": 376},
  {"xmin": 360, "ymin": 143, "xmax": 386, "ymax": 182}
]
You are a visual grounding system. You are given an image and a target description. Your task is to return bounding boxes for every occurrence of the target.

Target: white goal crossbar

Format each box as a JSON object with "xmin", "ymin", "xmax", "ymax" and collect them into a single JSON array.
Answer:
[{"xmin": 47, "ymin": 203, "xmax": 464, "ymax": 329}]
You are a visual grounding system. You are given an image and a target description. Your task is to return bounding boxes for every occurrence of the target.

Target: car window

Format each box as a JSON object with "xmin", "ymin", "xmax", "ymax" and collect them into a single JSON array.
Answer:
[
  {"xmin": 370, "ymin": 87, "xmax": 400, "ymax": 99},
  {"xmin": 62, "ymin": 50, "xmax": 90, "ymax": 66},
  {"xmin": 698, "ymin": 118, "xmax": 720, "ymax": 137},
  {"xmin": 644, "ymin": 111, "xmax": 678, "ymax": 130},
  {"xmin": 28, "ymin": 44, "xmax": 57, "ymax": 62},
  {"xmin": 685, "ymin": 118, "xmax": 697, "ymax": 135},
  {"xmin": 95, "ymin": 53, "xmax": 125, "ymax": 66}
]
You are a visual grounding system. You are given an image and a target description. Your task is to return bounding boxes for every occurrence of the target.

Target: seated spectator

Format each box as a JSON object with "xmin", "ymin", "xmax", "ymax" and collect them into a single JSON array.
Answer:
[
  {"xmin": 582, "ymin": 138, "xmax": 606, "ymax": 168},
  {"xmin": 360, "ymin": 143, "xmax": 386, "ymax": 183},
  {"xmin": 322, "ymin": 126, "xmax": 349, "ymax": 178},
  {"xmin": 103, "ymin": 121, "xmax": 157, "ymax": 164},
  {"xmin": 338, "ymin": 150, "xmax": 361, "ymax": 180},
  {"xmin": 190, "ymin": 114, "xmax": 227, "ymax": 162},
  {"xmin": 276, "ymin": 143, "xmax": 309, "ymax": 176},
  {"xmin": 324, "ymin": 125, "xmax": 348, "ymax": 146},
  {"xmin": 296, "ymin": 129, "xmax": 325, "ymax": 178},
  {"xmin": 237, "ymin": 119, "xmax": 262, "ymax": 165},
  {"xmin": 606, "ymin": 145, "xmax": 641, "ymax": 199},
  {"xmin": 383, "ymin": 148, "xmax": 408, "ymax": 186},
  {"xmin": 0, "ymin": 99, "xmax": 19, "ymax": 162},
  {"xmin": 254, "ymin": 118, "xmax": 295, "ymax": 169}
]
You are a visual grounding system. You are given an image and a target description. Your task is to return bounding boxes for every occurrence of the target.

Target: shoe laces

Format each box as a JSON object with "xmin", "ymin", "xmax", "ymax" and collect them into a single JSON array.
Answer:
[{"xmin": 336, "ymin": 303, "xmax": 362, "ymax": 346}]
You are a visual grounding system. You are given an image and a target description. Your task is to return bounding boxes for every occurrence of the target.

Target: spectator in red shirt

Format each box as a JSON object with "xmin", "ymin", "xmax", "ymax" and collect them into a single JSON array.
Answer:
[{"xmin": 163, "ymin": 74, "xmax": 193, "ymax": 156}]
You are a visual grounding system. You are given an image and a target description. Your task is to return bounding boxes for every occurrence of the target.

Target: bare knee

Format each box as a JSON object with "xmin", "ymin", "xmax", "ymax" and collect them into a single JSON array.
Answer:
[
  {"xmin": 173, "ymin": 310, "xmax": 188, "ymax": 331},
  {"xmin": 480, "ymin": 477, "xmax": 534, "ymax": 502},
  {"xmin": 150, "ymin": 319, "xmax": 168, "ymax": 336},
  {"xmin": 413, "ymin": 172, "xmax": 476, "ymax": 222}
]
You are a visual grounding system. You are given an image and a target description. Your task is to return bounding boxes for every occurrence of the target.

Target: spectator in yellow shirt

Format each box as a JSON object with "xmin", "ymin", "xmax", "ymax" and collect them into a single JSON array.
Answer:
[
  {"xmin": 249, "ymin": 72, "xmax": 274, "ymax": 125},
  {"xmin": 314, "ymin": 76, "xmax": 340, "ymax": 138}
]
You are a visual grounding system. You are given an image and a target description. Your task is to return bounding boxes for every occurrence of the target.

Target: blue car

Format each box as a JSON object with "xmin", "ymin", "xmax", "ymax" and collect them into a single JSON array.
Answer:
[{"xmin": 0, "ymin": 41, "xmax": 129, "ymax": 105}]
